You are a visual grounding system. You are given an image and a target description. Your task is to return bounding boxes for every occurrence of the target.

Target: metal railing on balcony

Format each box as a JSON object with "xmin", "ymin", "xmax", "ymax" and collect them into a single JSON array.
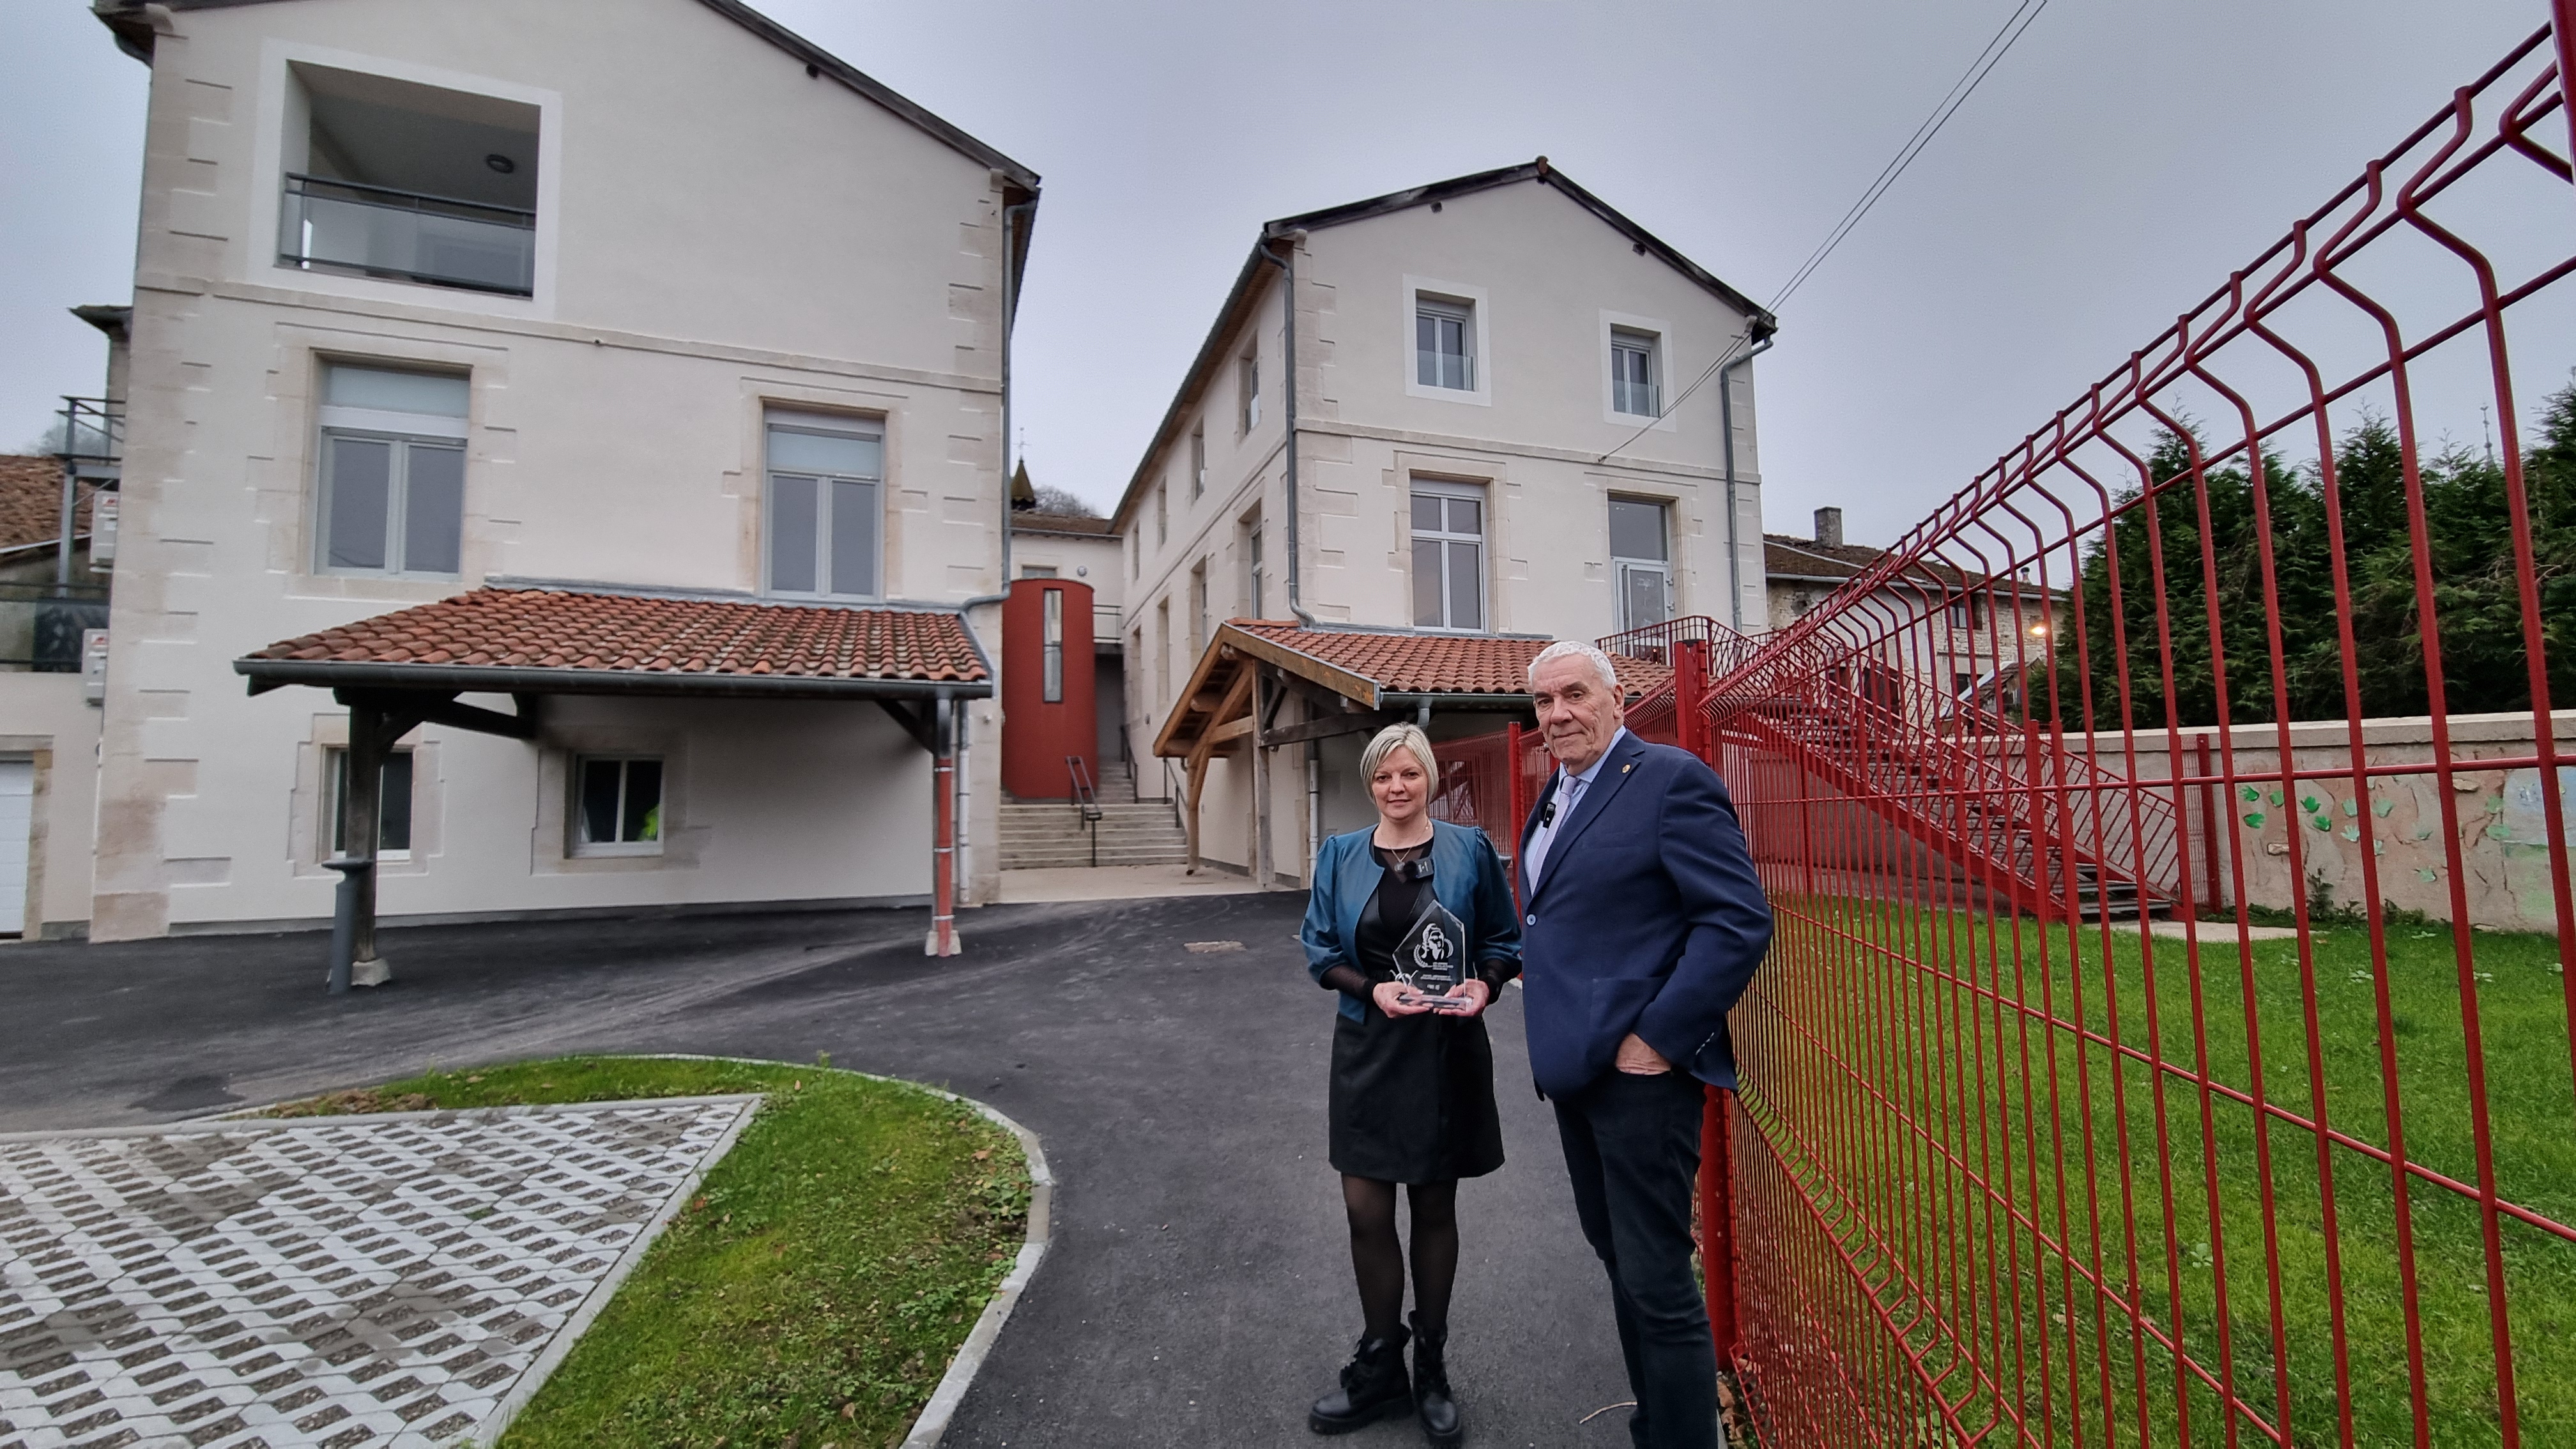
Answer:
[{"xmin": 279, "ymin": 173, "xmax": 536, "ymax": 297}]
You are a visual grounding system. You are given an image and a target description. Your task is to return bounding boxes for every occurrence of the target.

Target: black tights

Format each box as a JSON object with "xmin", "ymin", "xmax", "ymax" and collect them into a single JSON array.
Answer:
[{"xmin": 1341, "ymin": 1175, "xmax": 1459, "ymax": 1341}]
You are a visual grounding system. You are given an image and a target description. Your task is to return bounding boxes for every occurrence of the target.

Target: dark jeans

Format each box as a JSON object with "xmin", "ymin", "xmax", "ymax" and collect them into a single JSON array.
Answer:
[{"xmin": 1554, "ymin": 1068, "xmax": 1722, "ymax": 1449}]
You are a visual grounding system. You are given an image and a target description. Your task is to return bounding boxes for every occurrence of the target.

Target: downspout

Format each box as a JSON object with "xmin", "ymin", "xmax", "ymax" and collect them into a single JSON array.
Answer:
[
  {"xmin": 1258, "ymin": 233, "xmax": 1317, "ymax": 626},
  {"xmin": 1717, "ymin": 333, "xmax": 1774, "ymax": 632},
  {"xmin": 957, "ymin": 192, "xmax": 1038, "ymax": 906}
]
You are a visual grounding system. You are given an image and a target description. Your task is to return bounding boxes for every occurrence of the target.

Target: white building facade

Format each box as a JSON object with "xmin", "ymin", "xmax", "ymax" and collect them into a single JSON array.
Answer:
[
  {"xmin": 21, "ymin": 0, "xmax": 1038, "ymax": 942},
  {"xmin": 1119, "ymin": 162, "xmax": 1774, "ymax": 880}
]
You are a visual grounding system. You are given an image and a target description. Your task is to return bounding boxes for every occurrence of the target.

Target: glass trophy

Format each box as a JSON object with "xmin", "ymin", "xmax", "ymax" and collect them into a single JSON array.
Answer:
[{"xmin": 1393, "ymin": 898, "xmax": 1469, "ymax": 1010}]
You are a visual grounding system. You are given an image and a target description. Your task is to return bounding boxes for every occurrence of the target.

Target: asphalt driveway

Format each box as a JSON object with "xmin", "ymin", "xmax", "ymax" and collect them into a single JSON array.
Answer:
[{"xmin": 0, "ymin": 896, "xmax": 1646, "ymax": 1447}]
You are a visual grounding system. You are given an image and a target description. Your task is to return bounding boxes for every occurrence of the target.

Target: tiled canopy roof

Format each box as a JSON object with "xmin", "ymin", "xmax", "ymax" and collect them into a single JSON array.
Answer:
[
  {"xmin": 240, "ymin": 587, "xmax": 987, "ymax": 694},
  {"xmin": 1228, "ymin": 620, "xmax": 1669, "ymax": 698}
]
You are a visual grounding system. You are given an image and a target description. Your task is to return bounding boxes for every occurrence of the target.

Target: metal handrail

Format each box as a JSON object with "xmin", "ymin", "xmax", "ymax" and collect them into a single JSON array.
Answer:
[
  {"xmin": 1067, "ymin": 755, "xmax": 1102, "ymax": 868},
  {"xmin": 282, "ymin": 171, "xmax": 535, "ymax": 221}
]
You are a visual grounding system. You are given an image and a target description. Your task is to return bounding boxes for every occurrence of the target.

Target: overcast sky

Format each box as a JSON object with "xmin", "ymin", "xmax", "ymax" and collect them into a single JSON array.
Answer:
[{"xmin": 3, "ymin": 0, "xmax": 2557, "ymax": 551}]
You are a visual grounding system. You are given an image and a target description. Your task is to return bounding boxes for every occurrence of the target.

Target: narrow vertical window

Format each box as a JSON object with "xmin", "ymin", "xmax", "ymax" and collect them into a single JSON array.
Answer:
[
  {"xmin": 1189, "ymin": 562, "xmax": 1209, "ymax": 657},
  {"xmin": 1155, "ymin": 483, "xmax": 1168, "ymax": 547},
  {"xmin": 1415, "ymin": 297, "xmax": 1475, "ymax": 390},
  {"xmin": 1190, "ymin": 426, "xmax": 1206, "ymax": 500},
  {"xmin": 1609, "ymin": 497, "xmax": 1672, "ymax": 632},
  {"xmin": 1245, "ymin": 513, "xmax": 1265, "ymax": 618},
  {"xmin": 1239, "ymin": 348, "xmax": 1261, "ymax": 432},
  {"xmin": 1042, "ymin": 587, "xmax": 1064, "ymax": 703},
  {"xmin": 1611, "ymin": 329, "xmax": 1660, "ymax": 417},
  {"xmin": 315, "ymin": 364, "xmax": 468, "ymax": 578},
  {"xmin": 573, "ymin": 756, "xmax": 664, "ymax": 855},
  {"xmin": 765, "ymin": 411, "xmax": 882, "ymax": 599},
  {"xmin": 1409, "ymin": 482, "xmax": 1485, "ymax": 631}
]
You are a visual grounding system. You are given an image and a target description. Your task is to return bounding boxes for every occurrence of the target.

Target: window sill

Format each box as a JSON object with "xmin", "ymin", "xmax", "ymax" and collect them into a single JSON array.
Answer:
[{"xmin": 571, "ymin": 843, "xmax": 663, "ymax": 859}]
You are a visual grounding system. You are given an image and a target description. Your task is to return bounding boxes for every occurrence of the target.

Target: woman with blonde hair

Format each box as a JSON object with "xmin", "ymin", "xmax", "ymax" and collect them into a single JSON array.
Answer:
[{"xmin": 1300, "ymin": 723, "xmax": 1521, "ymax": 1447}]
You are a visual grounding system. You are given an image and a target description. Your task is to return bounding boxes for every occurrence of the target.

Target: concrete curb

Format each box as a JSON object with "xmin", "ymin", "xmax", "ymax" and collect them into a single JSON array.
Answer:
[{"xmin": 630, "ymin": 1055, "xmax": 1054, "ymax": 1449}]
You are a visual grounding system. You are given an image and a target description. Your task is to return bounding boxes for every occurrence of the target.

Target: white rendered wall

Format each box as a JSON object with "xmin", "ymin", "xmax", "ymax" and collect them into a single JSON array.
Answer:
[{"xmin": 93, "ymin": 0, "xmax": 1015, "ymax": 937}]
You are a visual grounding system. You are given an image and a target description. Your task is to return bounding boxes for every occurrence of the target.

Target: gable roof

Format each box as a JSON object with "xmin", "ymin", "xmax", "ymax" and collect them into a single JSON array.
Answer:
[
  {"xmin": 93, "ymin": 0, "xmax": 1039, "ymax": 195},
  {"xmin": 1109, "ymin": 159, "xmax": 1773, "ymax": 532}
]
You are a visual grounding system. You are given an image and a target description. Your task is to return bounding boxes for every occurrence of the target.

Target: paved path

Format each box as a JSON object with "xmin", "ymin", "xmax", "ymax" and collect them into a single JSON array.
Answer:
[
  {"xmin": 0, "ymin": 1100, "xmax": 753, "ymax": 1449},
  {"xmin": 0, "ymin": 898, "xmax": 1646, "ymax": 1447}
]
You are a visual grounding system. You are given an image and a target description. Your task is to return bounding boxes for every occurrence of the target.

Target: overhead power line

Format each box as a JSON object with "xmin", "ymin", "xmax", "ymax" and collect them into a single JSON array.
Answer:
[{"xmin": 1602, "ymin": 0, "xmax": 2055, "ymax": 463}]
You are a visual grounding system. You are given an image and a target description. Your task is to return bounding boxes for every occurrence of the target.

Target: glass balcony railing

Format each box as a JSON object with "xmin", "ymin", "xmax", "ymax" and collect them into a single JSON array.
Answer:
[
  {"xmin": 0, "ymin": 584, "xmax": 110, "ymax": 673},
  {"xmin": 279, "ymin": 173, "xmax": 536, "ymax": 296}
]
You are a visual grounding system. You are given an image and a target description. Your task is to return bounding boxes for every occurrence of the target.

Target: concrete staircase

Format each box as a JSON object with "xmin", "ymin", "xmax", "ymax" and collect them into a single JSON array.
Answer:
[{"xmin": 997, "ymin": 798, "xmax": 1192, "ymax": 870}]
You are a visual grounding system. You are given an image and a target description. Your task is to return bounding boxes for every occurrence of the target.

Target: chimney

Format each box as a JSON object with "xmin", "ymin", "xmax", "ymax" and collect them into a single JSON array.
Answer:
[{"xmin": 1814, "ymin": 507, "xmax": 1843, "ymax": 549}]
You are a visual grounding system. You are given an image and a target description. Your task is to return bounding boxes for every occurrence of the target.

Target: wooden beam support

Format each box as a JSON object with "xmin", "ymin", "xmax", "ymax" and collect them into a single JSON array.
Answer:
[
  {"xmin": 335, "ymin": 688, "xmax": 535, "ymax": 741},
  {"xmin": 1264, "ymin": 709, "xmax": 1395, "ymax": 747},
  {"xmin": 878, "ymin": 698, "xmax": 938, "ymax": 752}
]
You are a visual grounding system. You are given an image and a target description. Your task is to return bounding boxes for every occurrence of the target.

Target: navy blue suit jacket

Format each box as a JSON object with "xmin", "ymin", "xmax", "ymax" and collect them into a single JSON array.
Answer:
[{"xmin": 1517, "ymin": 732, "xmax": 1774, "ymax": 1098}]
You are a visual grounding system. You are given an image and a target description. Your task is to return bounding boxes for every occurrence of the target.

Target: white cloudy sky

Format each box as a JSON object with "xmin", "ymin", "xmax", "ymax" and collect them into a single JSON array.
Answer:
[{"xmin": 2, "ymin": 0, "xmax": 2559, "ymax": 549}]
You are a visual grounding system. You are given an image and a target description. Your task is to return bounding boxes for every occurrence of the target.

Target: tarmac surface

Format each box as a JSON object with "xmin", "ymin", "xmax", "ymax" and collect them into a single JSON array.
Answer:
[{"xmin": 0, "ymin": 896, "xmax": 1648, "ymax": 1447}]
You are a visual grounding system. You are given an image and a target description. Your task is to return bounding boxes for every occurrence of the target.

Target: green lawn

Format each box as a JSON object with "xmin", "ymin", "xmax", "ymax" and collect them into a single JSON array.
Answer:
[
  {"xmin": 1735, "ymin": 901, "xmax": 2573, "ymax": 1448},
  {"xmin": 269, "ymin": 1055, "xmax": 1031, "ymax": 1449}
]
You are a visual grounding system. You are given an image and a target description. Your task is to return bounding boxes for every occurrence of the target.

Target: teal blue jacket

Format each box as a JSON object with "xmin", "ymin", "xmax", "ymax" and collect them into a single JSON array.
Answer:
[{"xmin": 1301, "ymin": 818, "xmax": 1524, "ymax": 1023}]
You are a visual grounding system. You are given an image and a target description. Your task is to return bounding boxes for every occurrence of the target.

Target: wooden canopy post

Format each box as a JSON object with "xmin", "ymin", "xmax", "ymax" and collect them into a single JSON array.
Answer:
[
  {"xmin": 929, "ymin": 694, "xmax": 959, "ymax": 957},
  {"xmin": 326, "ymin": 697, "xmax": 424, "ymax": 992}
]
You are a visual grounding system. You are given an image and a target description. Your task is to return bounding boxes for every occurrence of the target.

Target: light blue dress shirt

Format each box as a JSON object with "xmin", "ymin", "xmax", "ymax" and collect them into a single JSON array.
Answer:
[{"xmin": 1524, "ymin": 727, "xmax": 1629, "ymax": 885}]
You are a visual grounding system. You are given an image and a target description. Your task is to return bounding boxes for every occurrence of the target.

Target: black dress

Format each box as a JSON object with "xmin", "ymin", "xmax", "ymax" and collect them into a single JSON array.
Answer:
[{"xmin": 1326, "ymin": 842, "xmax": 1508, "ymax": 1183}]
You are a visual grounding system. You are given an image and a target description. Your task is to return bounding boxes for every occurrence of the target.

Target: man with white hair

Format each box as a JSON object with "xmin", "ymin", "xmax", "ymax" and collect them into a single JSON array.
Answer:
[{"xmin": 1517, "ymin": 638, "xmax": 1772, "ymax": 1449}]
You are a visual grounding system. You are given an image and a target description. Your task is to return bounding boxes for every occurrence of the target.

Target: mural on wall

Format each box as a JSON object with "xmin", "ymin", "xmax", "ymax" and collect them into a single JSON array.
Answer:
[{"xmin": 2229, "ymin": 757, "xmax": 2572, "ymax": 931}]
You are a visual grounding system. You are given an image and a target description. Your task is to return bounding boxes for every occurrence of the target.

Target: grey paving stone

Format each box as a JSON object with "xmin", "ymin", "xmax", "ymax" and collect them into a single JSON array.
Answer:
[{"xmin": 0, "ymin": 1100, "xmax": 754, "ymax": 1448}]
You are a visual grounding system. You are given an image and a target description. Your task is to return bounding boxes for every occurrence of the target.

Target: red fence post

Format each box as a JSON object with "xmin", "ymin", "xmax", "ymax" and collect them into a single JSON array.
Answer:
[
  {"xmin": 2557, "ymin": 0, "xmax": 2576, "ymax": 164},
  {"xmin": 2196, "ymin": 732, "xmax": 2221, "ymax": 918},
  {"xmin": 1701, "ymin": 1085, "xmax": 1738, "ymax": 1369},
  {"xmin": 1675, "ymin": 638, "xmax": 1714, "ymax": 765}
]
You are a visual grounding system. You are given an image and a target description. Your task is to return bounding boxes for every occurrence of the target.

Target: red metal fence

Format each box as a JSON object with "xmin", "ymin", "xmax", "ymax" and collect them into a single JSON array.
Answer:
[{"xmin": 1602, "ymin": 15, "xmax": 2576, "ymax": 1446}]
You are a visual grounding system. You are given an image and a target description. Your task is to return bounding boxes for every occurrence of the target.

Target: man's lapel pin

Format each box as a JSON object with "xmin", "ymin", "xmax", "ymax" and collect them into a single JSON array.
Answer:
[{"xmin": 1621, "ymin": 763, "xmax": 1633, "ymax": 774}]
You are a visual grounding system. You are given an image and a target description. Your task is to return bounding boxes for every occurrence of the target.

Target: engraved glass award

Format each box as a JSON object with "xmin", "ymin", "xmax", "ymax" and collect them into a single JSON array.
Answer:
[{"xmin": 1393, "ymin": 897, "xmax": 1466, "ymax": 1003}]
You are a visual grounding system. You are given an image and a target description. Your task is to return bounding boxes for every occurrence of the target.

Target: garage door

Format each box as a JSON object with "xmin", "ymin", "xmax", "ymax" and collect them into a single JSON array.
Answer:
[{"xmin": 0, "ymin": 759, "xmax": 33, "ymax": 935}]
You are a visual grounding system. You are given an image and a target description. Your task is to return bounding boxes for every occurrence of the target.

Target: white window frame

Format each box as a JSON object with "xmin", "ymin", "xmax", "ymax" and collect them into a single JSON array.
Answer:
[
  {"xmin": 1409, "ymin": 477, "xmax": 1489, "ymax": 632},
  {"xmin": 1608, "ymin": 495, "xmax": 1675, "ymax": 633},
  {"xmin": 1403, "ymin": 276, "xmax": 1491, "ymax": 407},
  {"xmin": 763, "ymin": 410, "xmax": 885, "ymax": 601},
  {"xmin": 325, "ymin": 746, "xmax": 415, "ymax": 861},
  {"xmin": 1610, "ymin": 329, "xmax": 1661, "ymax": 418},
  {"xmin": 1600, "ymin": 310, "xmax": 1678, "ymax": 431},
  {"xmin": 1243, "ymin": 509, "xmax": 1265, "ymax": 618},
  {"xmin": 1239, "ymin": 346, "xmax": 1261, "ymax": 434},
  {"xmin": 314, "ymin": 366, "xmax": 470, "ymax": 579},
  {"xmin": 570, "ymin": 754, "xmax": 664, "ymax": 858},
  {"xmin": 1190, "ymin": 426, "xmax": 1206, "ymax": 500}
]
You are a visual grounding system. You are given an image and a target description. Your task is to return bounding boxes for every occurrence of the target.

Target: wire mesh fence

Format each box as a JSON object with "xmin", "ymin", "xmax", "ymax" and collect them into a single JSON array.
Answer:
[{"xmin": 1598, "ymin": 15, "xmax": 2576, "ymax": 1446}]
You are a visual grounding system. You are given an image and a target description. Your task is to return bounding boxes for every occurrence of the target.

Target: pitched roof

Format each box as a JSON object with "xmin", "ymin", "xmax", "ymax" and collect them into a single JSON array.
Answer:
[
  {"xmin": 0, "ymin": 456, "xmax": 90, "ymax": 556},
  {"xmin": 1011, "ymin": 512, "xmax": 1113, "ymax": 537},
  {"xmin": 1110, "ymin": 159, "xmax": 1774, "ymax": 532},
  {"xmin": 1763, "ymin": 533, "xmax": 2067, "ymax": 597},
  {"xmin": 238, "ymin": 586, "xmax": 989, "ymax": 698},
  {"xmin": 92, "ymin": 1, "xmax": 1039, "ymax": 192},
  {"xmin": 1227, "ymin": 621, "xmax": 1669, "ymax": 700}
]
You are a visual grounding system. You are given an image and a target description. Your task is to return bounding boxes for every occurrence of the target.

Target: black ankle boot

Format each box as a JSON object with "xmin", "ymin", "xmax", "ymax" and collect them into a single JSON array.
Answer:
[
  {"xmin": 1308, "ymin": 1324, "xmax": 1412, "ymax": 1434},
  {"xmin": 1411, "ymin": 1312, "xmax": 1460, "ymax": 1446}
]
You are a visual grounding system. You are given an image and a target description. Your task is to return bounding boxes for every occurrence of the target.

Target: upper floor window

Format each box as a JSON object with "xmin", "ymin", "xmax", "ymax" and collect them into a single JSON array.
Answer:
[
  {"xmin": 1239, "ymin": 348, "xmax": 1262, "ymax": 433},
  {"xmin": 1416, "ymin": 297, "xmax": 1475, "ymax": 391},
  {"xmin": 1947, "ymin": 595, "xmax": 1984, "ymax": 631},
  {"xmin": 1611, "ymin": 329, "xmax": 1661, "ymax": 417},
  {"xmin": 1243, "ymin": 510, "xmax": 1265, "ymax": 618},
  {"xmin": 1190, "ymin": 426, "xmax": 1206, "ymax": 500},
  {"xmin": 765, "ymin": 411, "xmax": 882, "ymax": 599},
  {"xmin": 1609, "ymin": 497, "xmax": 1672, "ymax": 632},
  {"xmin": 1189, "ymin": 560, "xmax": 1209, "ymax": 658},
  {"xmin": 281, "ymin": 65, "xmax": 539, "ymax": 297},
  {"xmin": 316, "ymin": 363, "xmax": 468, "ymax": 578},
  {"xmin": 1155, "ymin": 482, "xmax": 1169, "ymax": 547},
  {"xmin": 1411, "ymin": 481, "xmax": 1486, "ymax": 631}
]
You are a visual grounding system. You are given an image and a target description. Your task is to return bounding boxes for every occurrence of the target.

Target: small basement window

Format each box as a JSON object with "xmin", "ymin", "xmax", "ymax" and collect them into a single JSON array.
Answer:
[
  {"xmin": 281, "ymin": 63, "xmax": 539, "ymax": 296},
  {"xmin": 574, "ymin": 756, "xmax": 663, "ymax": 856}
]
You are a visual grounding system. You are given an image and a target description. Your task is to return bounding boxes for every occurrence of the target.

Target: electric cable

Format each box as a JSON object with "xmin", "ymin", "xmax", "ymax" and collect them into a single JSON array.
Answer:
[{"xmin": 1601, "ymin": 0, "xmax": 2054, "ymax": 463}]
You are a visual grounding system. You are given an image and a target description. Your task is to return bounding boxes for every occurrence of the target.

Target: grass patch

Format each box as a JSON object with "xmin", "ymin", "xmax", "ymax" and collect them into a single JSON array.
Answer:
[
  {"xmin": 1739, "ymin": 902, "xmax": 2573, "ymax": 1448},
  {"xmin": 270, "ymin": 1055, "xmax": 1031, "ymax": 1449}
]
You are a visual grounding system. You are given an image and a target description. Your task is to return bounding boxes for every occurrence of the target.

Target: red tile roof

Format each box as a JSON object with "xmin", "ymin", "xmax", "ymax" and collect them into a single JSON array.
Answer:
[
  {"xmin": 1227, "ymin": 620, "xmax": 1669, "ymax": 698},
  {"xmin": 0, "ymin": 454, "xmax": 89, "ymax": 555},
  {"xmin": 243, "ymin": 587, "xmax": 987, "ymax": 687}
]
